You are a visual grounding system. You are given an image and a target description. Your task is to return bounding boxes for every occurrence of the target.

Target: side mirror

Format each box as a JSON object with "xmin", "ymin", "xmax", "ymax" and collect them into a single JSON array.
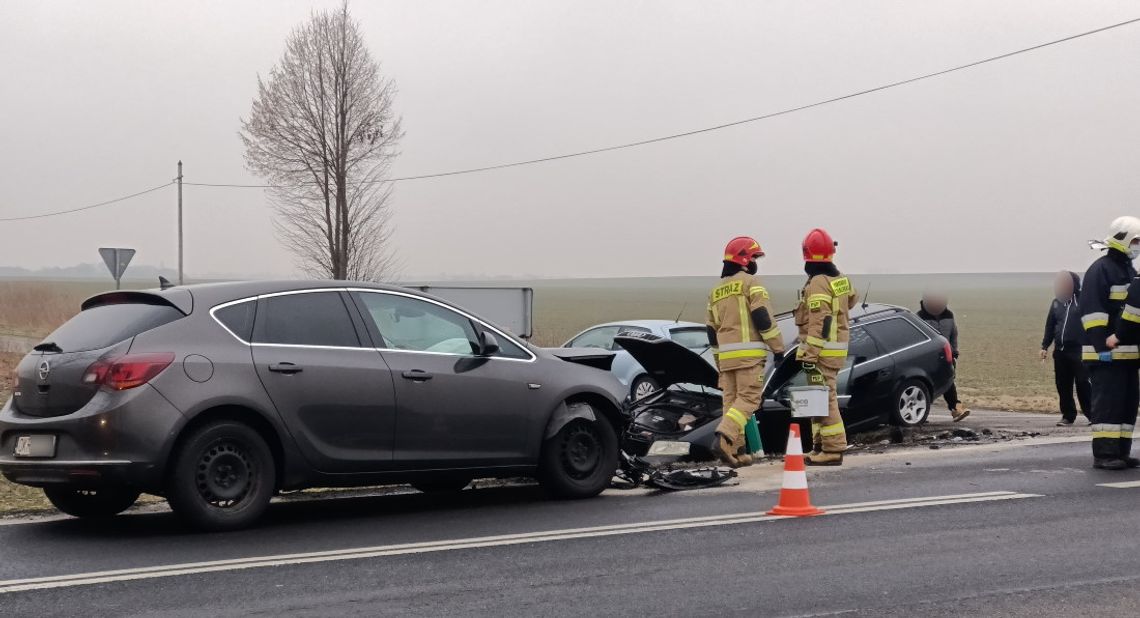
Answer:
[{"xmin": 478, "ymin": 331, "xmax": 500, "ymax": 357}]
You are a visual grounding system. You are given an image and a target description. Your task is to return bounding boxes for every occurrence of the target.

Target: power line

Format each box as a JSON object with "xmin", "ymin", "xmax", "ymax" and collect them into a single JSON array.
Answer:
[
  {"xmin": 0, "ymin": 182, "xmax": 173, "ymax": 222},
  {"xmin": 185, "ymin": 15, "xmax": 1140, "ymax": 189}
]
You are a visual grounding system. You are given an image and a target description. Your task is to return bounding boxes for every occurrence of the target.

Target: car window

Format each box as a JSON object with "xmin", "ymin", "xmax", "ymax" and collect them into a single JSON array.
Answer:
[
  {"xmin": 356, "ymin": 292, "xmax": 479, "ymax": 355},
  {"xmin": 847, "ymin": 326, "xmax": 881, "ymax": 361},
  {"xmin": 39, "ymin": 302, "xmax": 184, "ymax": 353},
  {"xmin": 254, "ymin": 292, "xmax": 361, "ymax": 348},
  {"xmin": 669, "ymin": 327, "xmax": 710, "ymax": 349},
  {"xmin": 214, "ymin": 300, "xmax": 256, "ymax": 342},
  {"xmin": 862, "ymin": 317, "xmax": 928, "ymax": 352},
  {"xmin": 570, "ymin": 326, "xmax": 622, "ymax": 350}
]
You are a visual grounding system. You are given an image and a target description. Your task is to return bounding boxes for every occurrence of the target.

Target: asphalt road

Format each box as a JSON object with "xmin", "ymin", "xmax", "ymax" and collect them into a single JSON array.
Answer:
[{"xmin": 2, "ymin": 412, "xmax": 1139, "ymax": 617}]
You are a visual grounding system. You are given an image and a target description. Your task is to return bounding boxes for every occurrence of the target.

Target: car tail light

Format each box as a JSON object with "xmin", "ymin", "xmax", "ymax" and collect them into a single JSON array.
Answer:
[
  {"xmin": 83, "ymin": 353, "xmax": 175, "ymax": 390},
  {"xmin": 942, "ymin": 339, "xmax": 954, "ymax": 365}
]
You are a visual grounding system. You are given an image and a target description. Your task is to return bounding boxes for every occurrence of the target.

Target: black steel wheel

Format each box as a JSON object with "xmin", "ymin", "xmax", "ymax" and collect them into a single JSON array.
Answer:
[
  {"xmin": 43, "ymin": 486, "xmax": 140, "ymax": 519},
  {"xmin": 166, "ymin": 421, "xmax": 275, "ymax": 531},
  {"xmin": 539, "ymin": 411, "xmax": 618, "ymax": 499}
]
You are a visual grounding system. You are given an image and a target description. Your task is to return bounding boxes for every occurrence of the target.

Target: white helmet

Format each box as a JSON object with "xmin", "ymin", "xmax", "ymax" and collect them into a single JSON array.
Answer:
[{"xmin": 1105, "ymin": 216, "xmax": 1140, "ymax": 256}]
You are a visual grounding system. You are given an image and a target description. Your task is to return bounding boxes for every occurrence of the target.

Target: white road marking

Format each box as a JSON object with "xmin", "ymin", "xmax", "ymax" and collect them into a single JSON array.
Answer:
[
  {"xmin": 0, "ymin": 491, "xmax": 1040, "ymax": 595},
  {"xmin": 1096, "ymin": 480, "xmax": 1140, "ymax": 489}
]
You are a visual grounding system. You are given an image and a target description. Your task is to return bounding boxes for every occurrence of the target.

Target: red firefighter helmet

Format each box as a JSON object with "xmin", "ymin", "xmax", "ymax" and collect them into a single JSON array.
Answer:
[
  {"xmin": 802, "ymin": 228, "xmax": 837, "ymax": 263},
  {"xmin": 723, "ymin": 236, "xmax": 764, "ymax": 266}
]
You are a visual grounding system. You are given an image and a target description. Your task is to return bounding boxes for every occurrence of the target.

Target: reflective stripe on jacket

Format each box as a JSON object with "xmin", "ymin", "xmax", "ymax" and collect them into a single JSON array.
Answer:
[{"xmin": 794, "ymin": 274, "xmax": 857, "ymax": 369}]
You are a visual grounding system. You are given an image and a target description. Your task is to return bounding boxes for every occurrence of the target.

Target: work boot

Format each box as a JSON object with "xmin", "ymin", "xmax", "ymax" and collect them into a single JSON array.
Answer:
[
  {"xmin": 735, "ymin": 453, "xmax": 755, "ymax": 467},
  {"xmin": 950, "ymin": 407, "xmax": 971, "ymax": 422},
  {"xmin": 1094, "ymin": 458, "xmax": 1128, "ymax": 471},
  {"xmin": 805, "ymin": 451, "xmax": 843, "ymax": 466}
]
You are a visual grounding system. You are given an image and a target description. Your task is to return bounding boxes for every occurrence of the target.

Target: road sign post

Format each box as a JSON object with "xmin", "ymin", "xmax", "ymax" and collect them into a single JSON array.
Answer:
[{"xmin": 98, "ymin": 247, "xmax": 136, "ymax": 290}]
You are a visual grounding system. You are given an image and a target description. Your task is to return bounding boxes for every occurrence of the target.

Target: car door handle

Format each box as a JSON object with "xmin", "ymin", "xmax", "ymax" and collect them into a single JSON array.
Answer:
[
  {"xmin": 268, "ymin": 362, "xmax": 303, "ymax": 374},
  {"xmin": 401, "ymin": 370, "xmax": 433, "ymax": 382}
]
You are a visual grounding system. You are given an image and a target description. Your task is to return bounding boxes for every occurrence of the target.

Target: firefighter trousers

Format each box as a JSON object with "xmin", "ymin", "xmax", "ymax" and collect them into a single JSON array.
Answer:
[
  {"xmin": 1088, "ymin": 362, "xmax": 1139, "ymax": 460},
  {"xmin": 810, "ymin": 366, "xmax": 847, "ymax": 454},
  {"xmin": 718, "ymin": 362, "xmax": 766, "ymax": 427}
]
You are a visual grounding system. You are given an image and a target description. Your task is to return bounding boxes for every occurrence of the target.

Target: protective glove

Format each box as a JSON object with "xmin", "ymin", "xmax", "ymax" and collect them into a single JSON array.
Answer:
[{"xmin": 801, "ymin": 362, "xmax": 826, "ymax": 386}]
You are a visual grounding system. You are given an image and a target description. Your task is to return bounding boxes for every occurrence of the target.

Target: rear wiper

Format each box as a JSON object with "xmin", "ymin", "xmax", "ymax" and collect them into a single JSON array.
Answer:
[{"xmin": 33, "ymin": 341, "xmax": 62, "ymax": 353}]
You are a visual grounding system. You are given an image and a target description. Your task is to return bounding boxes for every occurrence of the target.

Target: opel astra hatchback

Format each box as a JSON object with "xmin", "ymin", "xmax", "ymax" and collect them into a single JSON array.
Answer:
[{"xmin": 0, "ymin": 282, "xmax": 626, "ymax": 530}]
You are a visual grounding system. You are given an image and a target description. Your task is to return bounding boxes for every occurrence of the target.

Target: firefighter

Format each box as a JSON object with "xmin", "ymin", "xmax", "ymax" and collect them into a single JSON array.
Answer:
[
  {"xmin": 795, "ymin": 228, "xmax": 858, "ymax": 466},
  {"xmin": 706, "ymin": 236, "xmax": 786, "ymax": 468},
  {"xmin": 1081, "ymin": 216, "xmax": 1140, "ymax": 470}
]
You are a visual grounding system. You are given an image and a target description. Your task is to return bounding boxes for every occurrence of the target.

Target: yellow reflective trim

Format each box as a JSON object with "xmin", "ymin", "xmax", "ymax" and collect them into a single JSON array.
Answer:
[
  {"xmin": 805, "ymin": 336, "xmax": 828, "ymax": 348},
  {"xmin": 725, "ymin": 408, "xmax": 749, "ymax": 428},
  {"xmin": 1093, "ymin": 431, "xmax": 1122, "ymax": 439},
  {"xmin": 711, "ymin": 280, "xmax": 744, "ymax": 302},
  {"xmin": 1110, "ymin": 292, "xmax": 1128, "ymax": 300},
  {"xmin": 1113, "ymin": 352, "xmax": 1140, "ymax": 360},
  {"xmin": 807, "ymin": 294, "xmax": 832, "ymax": 304},
  {"xmin": 1122, "ymin": 311, "xmax": 1140, "ymax": 324},
  {"xmin": 1084, "ymin": 319, "xmax": 1108, "ymax": 330},
  {"xmin": 820, "ymin": 422, "xmax": 845, "ymax": 436},
  {"xmin": 748, "ymin": 286, "xmax": 769, "ymax": 299},
  {"xmin": 1082, "ymin": 352, "xmax": 1102, "ymax": 361},
  {"xmin": 717, "ymin": 349, "xmax": 768, "ymax": 360},
  {"xmin": 738, "ymin": 296, "xmax": 751, "ymax": 343},
  {"xmin": 820, "ymin": 349, "xmax": 848, "ymax": 357},
  {"xmin": 760, "ymin": 327, "xmax": 782, "ymax": 341}
]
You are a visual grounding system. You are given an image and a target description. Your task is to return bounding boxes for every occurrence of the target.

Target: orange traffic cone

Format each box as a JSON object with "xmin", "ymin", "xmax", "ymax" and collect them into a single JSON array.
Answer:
[{"xmin": 767, "ymin": 423, "xmax": 824, "ymax": 517}]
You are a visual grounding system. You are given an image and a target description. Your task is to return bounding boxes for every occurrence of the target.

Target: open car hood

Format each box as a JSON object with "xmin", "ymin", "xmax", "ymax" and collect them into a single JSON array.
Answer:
[{"xmin": 614, "ymin": 331, "xmax": 719, "ymax": 389}]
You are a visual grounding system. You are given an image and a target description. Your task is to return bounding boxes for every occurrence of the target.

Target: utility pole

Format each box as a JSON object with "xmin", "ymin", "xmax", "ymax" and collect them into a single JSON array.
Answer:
[{"xmin": 177, "ymin": 160, "xmax": 183, "ymax": 285}]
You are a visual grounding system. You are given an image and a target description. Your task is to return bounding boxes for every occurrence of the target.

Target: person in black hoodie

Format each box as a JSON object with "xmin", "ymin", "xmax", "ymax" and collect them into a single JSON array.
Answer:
[
  {"xmin": 918, "ymin": 292, "xmax": 969, "ymax": 422},
  {"xmin": 1040, "ymin": 271, "xmax": 1091, "ymax": 425}
]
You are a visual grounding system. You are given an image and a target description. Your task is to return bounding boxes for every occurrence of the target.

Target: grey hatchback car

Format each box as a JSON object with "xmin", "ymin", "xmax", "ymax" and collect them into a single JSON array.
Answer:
[{"xmin": 0, "ymin": 282, "xmax": 626, "ymax": 530}]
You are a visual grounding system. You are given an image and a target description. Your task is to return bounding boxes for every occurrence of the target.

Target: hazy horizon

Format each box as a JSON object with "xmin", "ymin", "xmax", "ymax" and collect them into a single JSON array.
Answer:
[{"xmin": 2, "ymin": 1, "xmax": 1138, "ymax": 280}]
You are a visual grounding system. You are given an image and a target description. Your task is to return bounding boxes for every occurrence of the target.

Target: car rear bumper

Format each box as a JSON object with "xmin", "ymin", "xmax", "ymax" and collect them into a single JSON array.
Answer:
[{"xmin": 0, "ymin": 386, "xmax": 185, "ymax": 491}]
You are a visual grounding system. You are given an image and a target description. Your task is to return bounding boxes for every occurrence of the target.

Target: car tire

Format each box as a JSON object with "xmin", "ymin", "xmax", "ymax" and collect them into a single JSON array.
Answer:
[
  {"xmin": 891, "ymin": 379, "xmax": 932, "ymax": 427},
  {"xmin": 165, "ymin": 421, "xmax": 276, "ymax": 532},
  {"xmin": 43, "ymin": 486, "xmax": 140, "ymax": 519},
  {"xmin": 411, "ymin": 478, "xmax": 472, "ymax": 493},
  {"xmin": 538, "ymin": 413, "xmax": 618, "ymax": 499},
  {"xmin": 630, "ymin": 375, "xmax": 660, "ymax": 401}
]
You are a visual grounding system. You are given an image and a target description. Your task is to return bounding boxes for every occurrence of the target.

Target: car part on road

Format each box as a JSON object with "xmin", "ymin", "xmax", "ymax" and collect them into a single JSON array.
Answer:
[
  {"xmin": 892, "ymin": 379, "xmax": 932, "ymax": 427},
  {"xmin": 165, "ymin": 421, "xmax": 276, "ymax": 531},
  {"xmin": 42, "ymin": 486, "xmax": 141, "ymax": 519},
  {"xmin": 539, "ymin": 414, "xmax": 618, "ymax": 499}
]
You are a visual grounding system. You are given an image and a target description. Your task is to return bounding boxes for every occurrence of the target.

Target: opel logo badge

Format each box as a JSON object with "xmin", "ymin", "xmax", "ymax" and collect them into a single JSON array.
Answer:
[{"xmin": 37, "ymin": 360, "xmax": 51, "ymax": 381}]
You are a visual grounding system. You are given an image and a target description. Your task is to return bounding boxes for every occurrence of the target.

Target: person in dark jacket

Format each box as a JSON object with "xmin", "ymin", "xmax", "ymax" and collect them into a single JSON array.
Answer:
[
  {"xmin": 1041, "ymin": 271, "xmax": 1091, "ymax": 425},
  {"xmin": 918, "ymin": 292, "xmax": 969, "ymax": 422}
]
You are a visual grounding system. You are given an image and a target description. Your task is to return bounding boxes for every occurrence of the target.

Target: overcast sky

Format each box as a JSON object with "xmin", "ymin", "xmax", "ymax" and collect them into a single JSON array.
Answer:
[{"xmin": 1, "ymin": 0, "xmax": 1138, "ymax": 280}]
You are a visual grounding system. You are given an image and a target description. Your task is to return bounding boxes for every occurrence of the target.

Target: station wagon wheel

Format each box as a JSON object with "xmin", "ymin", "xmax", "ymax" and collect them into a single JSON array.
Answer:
[
  {"xmin": 166, "ymin": 421, "xmax": 276, "ymax": 531},
  {"xmin": 43, "ymin": 486, "xmax": 141, "ymax": 520},
  {"xmin": 538, "ymin": 408, "xmax": 618, "ymax": 499},
  {"xmin": 631, "ymin": 375, "xmax": 660, "ymax": 401},
  {"xmin": 891, "ymin": 379, "xmax": 931, "ymax": 427}
]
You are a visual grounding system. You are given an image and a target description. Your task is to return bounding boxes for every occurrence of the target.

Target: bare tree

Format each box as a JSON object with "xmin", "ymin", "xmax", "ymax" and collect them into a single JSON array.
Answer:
[{"xmin": 241, "ymin": 2, "xmax": 402, "ymax": 280}]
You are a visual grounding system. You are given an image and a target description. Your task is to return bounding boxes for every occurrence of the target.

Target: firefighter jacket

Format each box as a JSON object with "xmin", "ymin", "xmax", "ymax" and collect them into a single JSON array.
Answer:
[
  {"xmin": 1080, "ymin": 249, "xmax": 1138, "ymax": 362},
  {"xmin": 706, "ymin": 272, "xmax": 785, "ymax": 371},
  {"xmin": 795, "ymin": 273, "xmax": 858, "ymax": 371},
  {"xmin": 1115, "ymin": 276, "xmax": 1140, "ymax": 346}
]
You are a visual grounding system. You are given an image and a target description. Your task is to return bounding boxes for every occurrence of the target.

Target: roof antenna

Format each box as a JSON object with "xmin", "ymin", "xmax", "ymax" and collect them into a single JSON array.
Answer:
[
  {"xmin": 861, "ymin": 282, "xmax": 872, "ymax": 310},
  {"xmin": 674, "ymin": 303, "xmax": 687, "ymax": 324},
  {"xmin": 159, "ymin": 276, "xmax": 175, "ymax": 290}
]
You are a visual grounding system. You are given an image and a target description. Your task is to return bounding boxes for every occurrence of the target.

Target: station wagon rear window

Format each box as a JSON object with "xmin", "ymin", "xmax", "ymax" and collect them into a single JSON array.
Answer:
[{"xmin": 863, "ymin": 318, "xmax": 927, "ymax": 352}]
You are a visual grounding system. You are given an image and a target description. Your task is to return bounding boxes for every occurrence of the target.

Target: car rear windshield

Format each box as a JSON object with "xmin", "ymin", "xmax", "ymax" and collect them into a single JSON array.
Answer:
[
  {"xmin": 669, "ymin": 327, "xmax": 710, "ymax": 349},
  {"xmin": 40, "ymin": 302, "xmax": 185, "ymax": 353}
]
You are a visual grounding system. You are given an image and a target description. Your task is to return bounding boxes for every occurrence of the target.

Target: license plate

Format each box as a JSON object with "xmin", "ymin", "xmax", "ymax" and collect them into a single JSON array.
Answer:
[{"xmin": 13, "ymin": 435, "xmax": 56, "ymax": 458}]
